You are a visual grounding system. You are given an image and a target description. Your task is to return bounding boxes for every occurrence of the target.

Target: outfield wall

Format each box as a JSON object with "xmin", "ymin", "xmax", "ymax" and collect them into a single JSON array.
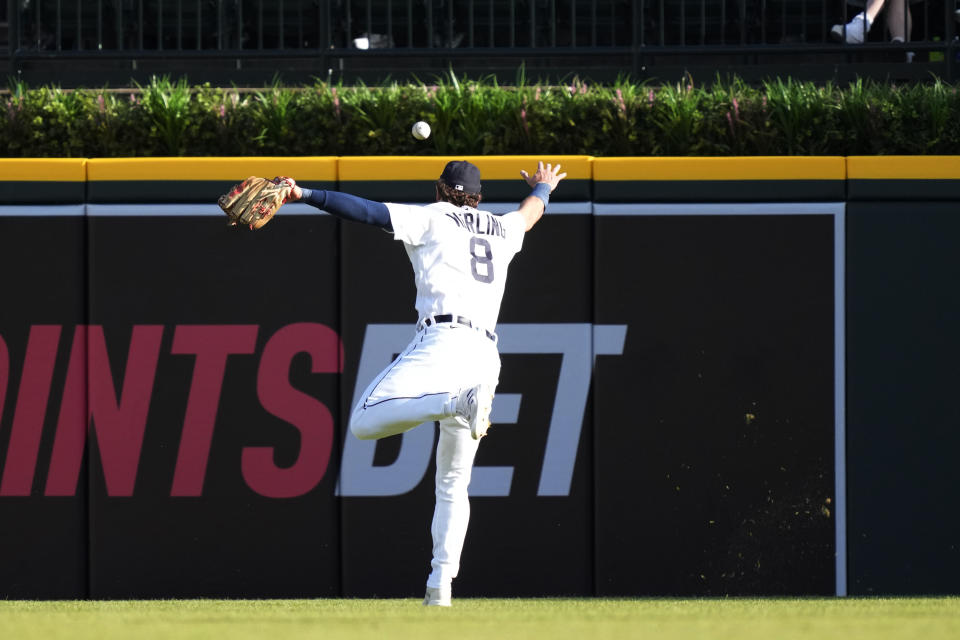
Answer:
[{"xmin": 0, "ymin": 156, "xmax": 957, "ymax": 599}]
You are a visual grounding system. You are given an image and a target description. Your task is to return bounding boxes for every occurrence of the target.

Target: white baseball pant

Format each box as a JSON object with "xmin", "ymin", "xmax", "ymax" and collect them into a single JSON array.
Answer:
[{"xmin": 349, "ymin": 322, "xmax": 501, "ymax": 590}]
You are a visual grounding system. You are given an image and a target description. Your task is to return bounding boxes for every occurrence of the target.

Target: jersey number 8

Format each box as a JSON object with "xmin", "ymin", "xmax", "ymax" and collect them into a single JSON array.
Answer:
[{"xmin": 469, "ymin": 236, "xmax": 494, "ymax": 284}]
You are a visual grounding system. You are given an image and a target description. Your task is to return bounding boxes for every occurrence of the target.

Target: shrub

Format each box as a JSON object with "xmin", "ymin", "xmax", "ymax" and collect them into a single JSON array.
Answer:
[{"xmin": 1, "ymin": 73, "xmax": 957, "ymax": 157}]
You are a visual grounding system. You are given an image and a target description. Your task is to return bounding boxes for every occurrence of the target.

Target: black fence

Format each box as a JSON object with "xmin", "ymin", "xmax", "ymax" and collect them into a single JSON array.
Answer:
[{"xmin": 2, "ymin": 1, "xmax": 959, "ymax": 86}]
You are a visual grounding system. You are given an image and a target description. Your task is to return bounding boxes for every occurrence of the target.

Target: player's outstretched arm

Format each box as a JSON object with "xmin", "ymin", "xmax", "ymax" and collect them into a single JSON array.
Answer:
[
  {"xmin": 517, "ymin": 161, "xmax": 567, "ymax": 232},
  {"xmin": 288, "ymin": 181, "xmax": 393, "ymax": 230}
]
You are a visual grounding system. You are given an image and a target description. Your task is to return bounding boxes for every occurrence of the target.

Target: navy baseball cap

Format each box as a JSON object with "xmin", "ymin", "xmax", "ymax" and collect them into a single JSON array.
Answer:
[{"xmin": 439, "ymin": 160, "xmax": 481, "ymax": 194}]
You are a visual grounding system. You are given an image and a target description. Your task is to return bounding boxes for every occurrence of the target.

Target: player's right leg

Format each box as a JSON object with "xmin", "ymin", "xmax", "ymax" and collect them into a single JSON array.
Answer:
[{"xmin": 424, "ymin": 416, "xmax": 480, "ymax": 606}]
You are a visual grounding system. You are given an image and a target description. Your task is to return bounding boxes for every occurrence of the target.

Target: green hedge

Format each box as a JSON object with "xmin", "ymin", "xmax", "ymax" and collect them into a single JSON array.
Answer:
[{"xmin": 2, "ymin": 74, "xmax": 958, "ymax": 157}]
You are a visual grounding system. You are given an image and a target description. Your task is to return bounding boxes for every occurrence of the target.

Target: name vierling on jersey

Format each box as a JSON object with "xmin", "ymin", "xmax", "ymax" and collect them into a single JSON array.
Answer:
[{"xmin": 444, "ymin": 211, "xmax": 508, "ymax": 239}]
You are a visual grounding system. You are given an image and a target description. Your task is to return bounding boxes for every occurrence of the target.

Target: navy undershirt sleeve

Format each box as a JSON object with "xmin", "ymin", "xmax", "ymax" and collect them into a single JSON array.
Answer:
[{"xmin": 300, "ymin": 188, "xmax": 392, "ymax": 231}]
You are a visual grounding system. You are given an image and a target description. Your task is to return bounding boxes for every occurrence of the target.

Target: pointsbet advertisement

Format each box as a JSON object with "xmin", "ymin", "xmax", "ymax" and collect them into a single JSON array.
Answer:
[{"xmin": 0, "ymin": 202, "xmax": 837, "ymax": 599}]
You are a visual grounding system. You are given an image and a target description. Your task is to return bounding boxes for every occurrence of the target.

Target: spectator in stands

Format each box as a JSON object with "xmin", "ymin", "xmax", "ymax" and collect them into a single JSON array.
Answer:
[
  {"xmin": 830, "ymin": 0, "xmax": 917, "ymax": 46},
  {"xmin": 426, "ymin": 0, "xmax": 464, "ymax": 48}
]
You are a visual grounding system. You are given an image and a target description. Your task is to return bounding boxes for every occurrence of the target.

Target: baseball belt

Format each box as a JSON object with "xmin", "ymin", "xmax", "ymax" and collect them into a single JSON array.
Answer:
[{"xmin": 420, "ymin": 314, "xmax": 497, "ymax": 343}]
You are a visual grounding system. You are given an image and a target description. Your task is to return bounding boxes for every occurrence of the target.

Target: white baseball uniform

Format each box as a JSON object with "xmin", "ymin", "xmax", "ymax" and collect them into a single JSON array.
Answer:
[{"xmin": 349, "ymin": 200, "xmax": 526, "ymax": 593}]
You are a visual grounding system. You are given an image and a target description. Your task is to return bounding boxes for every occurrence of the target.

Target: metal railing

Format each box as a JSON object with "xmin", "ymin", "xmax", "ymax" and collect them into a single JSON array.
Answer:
[{"xmin": 2, "ymin": 1, "xmax": 957, "ymax": 82}]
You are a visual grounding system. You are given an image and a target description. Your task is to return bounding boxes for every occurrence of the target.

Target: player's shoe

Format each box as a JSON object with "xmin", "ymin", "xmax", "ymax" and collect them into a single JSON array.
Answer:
[
  {"xmin": 423, "ymin": 586, "xmax": 451, "ymax": 607},
  {"xmin": 830, "ymin": 12, "xmax": 869, "ymax": 43},
  {"xmin": 456, "ymin": 383, "xmax": 494, "ymax": 440}
]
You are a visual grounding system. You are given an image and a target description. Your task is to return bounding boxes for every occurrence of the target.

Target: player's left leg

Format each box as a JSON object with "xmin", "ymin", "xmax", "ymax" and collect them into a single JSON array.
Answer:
[
  {"xmin": 424, "ymin": 416, "xmax": 480, "ymax": 606},
  {"xmin": 349, "ymin": 328, "xmax": 463, "ymax": 440},
  {"xmin": 350, "ymin": 324, "xmax": 496, "ymax": 440},
  {"xmin": 350, "ymin": 391, "xmax": 456, "ymax": 439}
]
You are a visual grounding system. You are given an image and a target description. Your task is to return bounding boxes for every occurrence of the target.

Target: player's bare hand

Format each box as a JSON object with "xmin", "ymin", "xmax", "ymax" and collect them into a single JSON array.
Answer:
[
  {"xmin": 520, "ymin": 161, "xmax": 567, "ymax": 193},
  {"xmin": 274, "ymin": 176, "xmax": 302, "ymax": 200}
]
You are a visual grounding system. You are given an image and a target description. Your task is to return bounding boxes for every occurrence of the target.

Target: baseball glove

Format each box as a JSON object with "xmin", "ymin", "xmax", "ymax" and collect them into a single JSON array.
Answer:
[{"xmin": 218, "ymin": 176, "xmax": 295, "ymax": 229}]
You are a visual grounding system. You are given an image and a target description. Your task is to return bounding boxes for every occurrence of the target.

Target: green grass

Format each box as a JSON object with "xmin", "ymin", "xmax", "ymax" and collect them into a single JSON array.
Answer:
[{"xmin": 1, "ymin": 597, "xmax": 958, "ymax": 640}]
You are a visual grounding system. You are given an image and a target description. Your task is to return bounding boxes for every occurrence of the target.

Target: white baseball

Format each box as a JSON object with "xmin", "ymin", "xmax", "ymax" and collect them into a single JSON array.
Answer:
[{"xmin": 412, "ymin": 121, "xmax": 431, "ymax": 140}]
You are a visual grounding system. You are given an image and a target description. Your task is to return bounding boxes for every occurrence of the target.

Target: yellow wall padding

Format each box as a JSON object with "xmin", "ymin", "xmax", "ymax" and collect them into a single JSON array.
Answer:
[
  {"xmin": 6, "ymin": 156, "xmax": 960, "ymax": 184},
  {"xmin": 338, "ymin": 156, "xmax": 593, "ymax": 181},
  {"xmin": 0, "ymin": 158, "xmax": 87, "ymax": 181},
  {"xmin": 85, "ymin": 157, "xmax": 338, "ymax": 181},
  {"xmin": 593, "ymin": 156, "xmax": 847, "ymax": 181},
  {"xmin": 847, "ymin": 156, "xmax": 960, "ymax": 180}
]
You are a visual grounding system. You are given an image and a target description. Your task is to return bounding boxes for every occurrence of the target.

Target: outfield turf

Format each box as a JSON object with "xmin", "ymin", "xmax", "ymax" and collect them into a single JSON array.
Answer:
[{"xmin": 1, "ymin": 597, "xmax": 958, "ymax": 640}]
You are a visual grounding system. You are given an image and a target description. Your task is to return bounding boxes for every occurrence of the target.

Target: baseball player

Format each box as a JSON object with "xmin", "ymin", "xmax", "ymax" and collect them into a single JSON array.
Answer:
[{"xmin": 287, "ymin": 160, "xmax": 566, "ymax": 606}]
